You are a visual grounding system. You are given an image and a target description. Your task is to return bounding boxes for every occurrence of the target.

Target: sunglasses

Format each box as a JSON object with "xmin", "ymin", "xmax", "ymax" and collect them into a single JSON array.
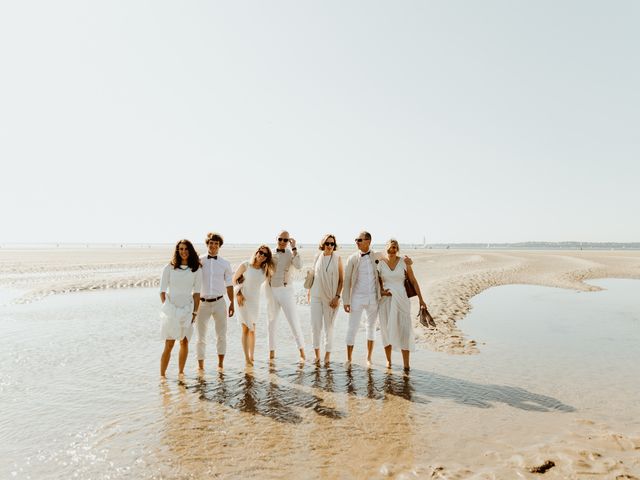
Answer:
[
  {"xmin": 256, "ymin": 250, "xmax": 268, "ymax": 257},
  {"xmin": 355, "ymin": 238, "xmax": 366, "ymax": 243},
  {"xmin": 324, "ymin": 242, "xmax": 336, "ymax": 247},
  {"xmin": 277, "ymin": 238, "xmax": 289, "ymax": 243}
]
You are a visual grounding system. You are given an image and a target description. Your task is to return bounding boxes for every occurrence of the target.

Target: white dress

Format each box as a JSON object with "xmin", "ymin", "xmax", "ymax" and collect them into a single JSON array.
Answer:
[
  {"xmin": 377, "ymin": 258, "xmax": 415, "ymax": 352},
  {"xmin": 237, "ymin": 261, "xmax": 267, "ymax": 331},
  {"xmin": 159, "ymin": 264, "xmax": 203, "ymax": 341}
]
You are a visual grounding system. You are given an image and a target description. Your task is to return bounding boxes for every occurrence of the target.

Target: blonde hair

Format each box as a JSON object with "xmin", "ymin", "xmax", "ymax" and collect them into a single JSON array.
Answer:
[
  {"xmin": 318, "ymin": 233, "xmax": 338, "ymax": 251},
  {"xmin": 386, "ymin": 239, "xmax": 400, "ymax": 254}
]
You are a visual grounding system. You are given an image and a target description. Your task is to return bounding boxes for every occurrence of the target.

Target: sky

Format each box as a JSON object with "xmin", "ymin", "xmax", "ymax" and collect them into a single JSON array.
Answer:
[{"xmin": 1, "ymin": 1, "xmax": 638, "ymax": 245}]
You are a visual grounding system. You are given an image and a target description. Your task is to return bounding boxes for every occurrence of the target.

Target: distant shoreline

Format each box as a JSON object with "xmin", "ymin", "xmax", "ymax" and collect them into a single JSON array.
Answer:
[{"xmin": 1, "ymin": 242, "xmax": 639, "ymax": 251}]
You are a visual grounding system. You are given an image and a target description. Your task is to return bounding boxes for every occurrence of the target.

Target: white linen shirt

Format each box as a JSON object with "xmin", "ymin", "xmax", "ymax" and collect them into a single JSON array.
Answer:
[
  {"xmin": 351, "ymin": 252, "xmax": 377, "ymax": 306},
  {"xmin": 199, "ymin": 254, "xmax": 233, "ymax": 298}
]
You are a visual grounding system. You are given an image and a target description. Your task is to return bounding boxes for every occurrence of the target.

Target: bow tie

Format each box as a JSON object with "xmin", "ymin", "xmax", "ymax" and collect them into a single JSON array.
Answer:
[
  {"xmin": 208, "ymin": 255, "xmax": 217, "ymax": 260},
  {"xmin": 276, "ymin": 249, "xmax": 286, "ymax": 253},
  {"xmin": 360, "ymin": 251, "xmax": 370, "ymax": 257}
]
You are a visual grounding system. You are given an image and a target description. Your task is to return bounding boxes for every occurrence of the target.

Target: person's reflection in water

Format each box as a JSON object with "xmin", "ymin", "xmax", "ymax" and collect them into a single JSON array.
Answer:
[
  {"xmin": 237, "ymin": 373, "xmax": 258, "ymax": 414},
  {"xmin": 311, "ymin": 366, "xmax": 336, "ymax": 393},
  {"xmin": 366, "ymin": 368, "xmax": 381, "ymax": 400},
  {"xmin": 383, "ymin": 371, "xmax": 413, "ymax": 401},
  {"xmin": 345, "ymin": 366, "xmax": 358, "ymax": 397}
]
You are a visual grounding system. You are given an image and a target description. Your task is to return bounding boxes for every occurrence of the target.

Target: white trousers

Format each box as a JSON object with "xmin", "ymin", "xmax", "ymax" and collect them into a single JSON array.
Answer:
[
  {"xmin": 195, "ymin": 299, "xmax": 227, "ymax": 359},
  {"xmin": 267, "ymin": 285, "xmax": 304, "ymax": 351},
  {"xmin": 310, "ymin": 297, "xmax": 338, "ymax": 352},
  {"xmin": 346, "ymin": 303, "xmax": 378, "ymax": 346}
]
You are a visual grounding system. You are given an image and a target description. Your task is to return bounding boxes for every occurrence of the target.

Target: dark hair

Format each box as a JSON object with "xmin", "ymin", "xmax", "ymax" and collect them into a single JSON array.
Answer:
[
  {"xmin": 171, "ymin": 239, "xmax": 201, "ymax": 272},
  {"xmin": 253, "ymin": 244, "xmax": 275, "ymax": 279},
  {"xmin": 359, "ymin": 231, "xmax": 372, "ymax": 241},
  {"xmin": 318, "ymin": 233, "xmax": 338, "ymax": 251},
  {"xmin": 206, "ymin": 232, "xmax": 224, "ymax": 246}
]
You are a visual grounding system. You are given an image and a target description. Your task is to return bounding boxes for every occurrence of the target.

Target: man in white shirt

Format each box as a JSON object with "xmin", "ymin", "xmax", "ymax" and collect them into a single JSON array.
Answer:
[
  {"xmin": 267, "ymin": 230, "xmax": 306, "ymax": 363},
  {"xmin": 195, "ymin": 232, "xmax": 234, "ymax": 371},
  {"xmin": 342, "ymin": 231, "xmax": 412, "ymax": 367}
]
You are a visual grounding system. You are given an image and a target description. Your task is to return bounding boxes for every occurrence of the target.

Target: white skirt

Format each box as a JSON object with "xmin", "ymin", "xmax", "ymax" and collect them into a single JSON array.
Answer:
[{"xmin": 160, "ymin": 300, "xmax": 194, "ymax": 341}]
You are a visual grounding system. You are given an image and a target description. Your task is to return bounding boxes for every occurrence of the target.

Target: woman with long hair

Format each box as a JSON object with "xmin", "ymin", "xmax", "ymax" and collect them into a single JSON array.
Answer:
[
  {"xmin": 308, "ymin": 233, "xmax": 344, "ymax": 366},
  {"xmin": 159, "ymin": 239, "xmax": 202, "ymax": 378},
  {"xmin": 377, "ymin": 239, "xmax": 427, "ymax": 372},
  {"xmin": 233, "ymin": 245, "xmax": 274, "ymax": 366}
]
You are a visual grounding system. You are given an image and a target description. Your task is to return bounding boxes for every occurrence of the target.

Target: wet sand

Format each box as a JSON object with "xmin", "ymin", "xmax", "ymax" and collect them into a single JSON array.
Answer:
[
  {"xmin": 1, "ymin": 246, "xmax": 639, "ymax": 354},
  {"xmin": 1, "ymin": 248, "xmax": 639, "ymax": 478}
]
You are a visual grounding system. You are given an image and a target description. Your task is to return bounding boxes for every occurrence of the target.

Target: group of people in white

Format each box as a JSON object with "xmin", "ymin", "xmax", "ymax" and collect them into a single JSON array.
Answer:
[{"xmin": 159, "ymin": 230, "xmax": 428, "ymax": 379}]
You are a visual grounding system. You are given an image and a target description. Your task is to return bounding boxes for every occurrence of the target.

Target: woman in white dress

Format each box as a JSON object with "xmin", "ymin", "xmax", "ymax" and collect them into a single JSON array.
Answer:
[
  {"xmin": 159, "ymin": 239, "xmax": 203, "ymax": 378},
  {"xmin": 377, "ymin": 239, "xmax": 427, "ymax": 372},
  {"xmin": 232, "ymin": 245, "xmax": 274, "ymax": 366},
  {"xmin": 308, "ymin": 234, "xmax": 344, "ymax": 366}
]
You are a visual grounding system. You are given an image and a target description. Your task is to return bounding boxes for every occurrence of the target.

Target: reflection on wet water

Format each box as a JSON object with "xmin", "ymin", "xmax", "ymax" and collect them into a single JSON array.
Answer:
[
  {"xmin": 277, "ymin": 364, "xmax": 573, "ymax": 412},
  {"xmin": 1, "ymin": 282, "xmax": 638, "ymax": 479},
  {"xmin": 188, "ymin": 371, "xmax": 345, "ymax": 423}
]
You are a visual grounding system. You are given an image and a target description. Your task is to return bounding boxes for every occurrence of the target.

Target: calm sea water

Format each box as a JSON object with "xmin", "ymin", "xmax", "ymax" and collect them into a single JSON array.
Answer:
[{"xmin": 0, "ymin": 279, "xmax": 638, "ymax": 478}]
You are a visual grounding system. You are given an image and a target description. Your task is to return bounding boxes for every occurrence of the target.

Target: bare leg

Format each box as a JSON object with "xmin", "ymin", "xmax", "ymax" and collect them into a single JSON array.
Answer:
[
  {"xmin": 384, "ymin": 345, "xmax": 392, "ymax": 368},
  {"xmin": 248, "ymin": 329, "xmax": 255, "ymax": 364},
  {"xmin": 217, "ymin": 354, "xmax": 224, "ymax": 370},
  {"xmin": 299, "ymin": 348, "xmax": 306, "ymax": 362},
  {"xmin": 324, "ymin": 352, "xmax": 330, "ymax": 365},
  {"xmin": 178, "ymin": 338, "xmax": 189, "ymax": 374},
  {"xmin": 401, "ymin": 350, "xmax": 410, "ymax": 371},
  {"xmin": 160, "ymin": 340, "xmax": 175, "ymax": 377},
  {"xmin": 346, "ymin": 345, "xmax": 354, "ymax": 362},
  {"xmin": 314, "ymin": 348, "xmax": 321, "ymax": 364},
  {"xmin": 241, "ymin": 324, "xmax": 252, "ymax": 366},
  {"xmin": 198, "ymin": 359, "xmax": 204, "ymax": 370},
  {"xmin": 269, "ymin": 350, "xmax": 275, "ymax": 363},
  {"xmin": 367, "ymin": 340, "xmax": 374, "ymax": 364}
]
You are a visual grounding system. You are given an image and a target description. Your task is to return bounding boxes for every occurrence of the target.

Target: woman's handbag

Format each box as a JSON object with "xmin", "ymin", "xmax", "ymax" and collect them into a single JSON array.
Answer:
[
  {"xmin": 404, "ymin": 272, "xmax": 417, "ymax": 298},
  {"xmin": 304, "ymin": 254, "xmax": 321, "ymax": 289}
]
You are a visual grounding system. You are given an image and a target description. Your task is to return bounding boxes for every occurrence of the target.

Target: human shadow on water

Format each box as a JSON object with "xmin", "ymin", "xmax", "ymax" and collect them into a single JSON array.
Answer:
[
  {"xmin": 186, "ymin": 371, "xmax": 345, "ymax": 424},
  {"xmin": 275, "ymin": 364, "xmax": 576, "ymax": 413}
]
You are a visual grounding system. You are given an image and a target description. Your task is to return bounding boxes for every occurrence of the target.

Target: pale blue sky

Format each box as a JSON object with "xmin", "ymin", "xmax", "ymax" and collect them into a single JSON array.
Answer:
[{"xmin": 1, "ymin": 1, "xmax": 638, "ymax": 244}]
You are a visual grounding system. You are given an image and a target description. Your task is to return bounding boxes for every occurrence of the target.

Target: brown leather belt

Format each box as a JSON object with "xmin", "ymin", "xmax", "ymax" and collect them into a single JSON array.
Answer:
[{"xmin": 201, "ymin": 296, "xmax": 223, "ymax": 302}]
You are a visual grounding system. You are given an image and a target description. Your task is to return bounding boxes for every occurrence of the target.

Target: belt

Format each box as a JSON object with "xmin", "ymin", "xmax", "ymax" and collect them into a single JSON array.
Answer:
[{"xmin": 201, "ymin": 295, "xmax": 223, "ymax": 302}]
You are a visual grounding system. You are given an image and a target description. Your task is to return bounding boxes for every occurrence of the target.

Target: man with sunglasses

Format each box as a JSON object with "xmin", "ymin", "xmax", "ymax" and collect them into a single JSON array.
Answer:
[
  {"xmin": 343, "ymin": 231, "xmax": 412, "ymax": 367},
  {"xmin": 195, "ymin": 232, "xmax": 234, "ymax": 372},
  {"xmin": 267, "ymin": 230, "xmax": 306, "ymax": 363}
]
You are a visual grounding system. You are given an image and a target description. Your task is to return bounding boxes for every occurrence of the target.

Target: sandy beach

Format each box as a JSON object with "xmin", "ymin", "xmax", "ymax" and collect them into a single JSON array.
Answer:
[
  {"xmin": 1, "ymin": 247, "xmax": 639, "ymax": 479},
  {"xmin": 2, "ymin": 246, "xmax": 639, "ymax": 354}
]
